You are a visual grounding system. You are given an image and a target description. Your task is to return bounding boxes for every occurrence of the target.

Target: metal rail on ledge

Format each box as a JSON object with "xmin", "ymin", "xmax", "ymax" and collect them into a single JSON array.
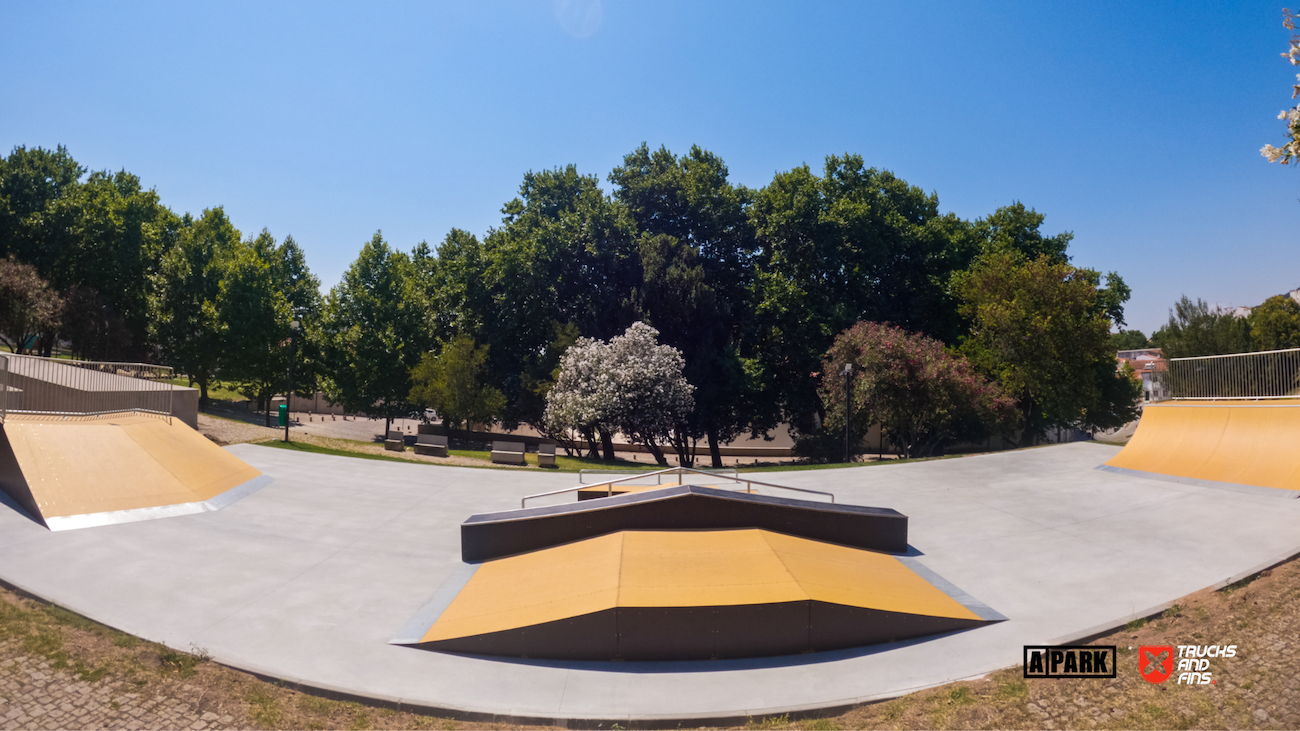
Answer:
[{"xmin": 521, "ymin": 465, "xmax": 835, "ymax": 508}]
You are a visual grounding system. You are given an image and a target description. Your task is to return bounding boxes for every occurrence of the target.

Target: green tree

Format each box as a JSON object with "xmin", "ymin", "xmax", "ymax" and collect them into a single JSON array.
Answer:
[
  {"xmin": 432, "ymin": 167, "xmax": 640, "ymax": 428},
  {"xmin": 748, "ymin": 155, "xmax": 976, "ymax": 437},
  {"xmin": 1152, "ymin": 296, "xmax": 1253, "ymax": 358},
  {"xmin": 151, "ymin": 208, "xmax": 242, "ymax": 407},
  {"xmin": 408, "ymin": 335, "xmax": 506, "ymax": 433},
  {"xmin": 956, "ymin": 252, "xmax": 1140, "ymax": 445},
  {"xmin": 322, "ymin": 232, "xmax": 429, "ymax": 432},
  {"xmin": 610, "ymin": 144, "xmax": 758, "ymax": 467},
  {"xmin": 1109, "ymin": 329, "xmax": 1150, "ymax": 351},
  {"xmin": 44, "ymin": 170, "xmax": 180, "ymax": 358},
  {"xmin": 1249, "ymin": 295, "xmax": 1300, "ymax": 350},
  {"xmin": 0, "ymin": 145, "xmax": 85, "ymax": 269},
  {"xmin": 216, "ymin": 230, "xmax": 321, "ymax": 425}
]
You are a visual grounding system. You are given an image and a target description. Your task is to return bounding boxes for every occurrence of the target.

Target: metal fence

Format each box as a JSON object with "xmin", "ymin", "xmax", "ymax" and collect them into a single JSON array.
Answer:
[
  {"xmin": 0, "ymin": 353, "xmax": 174, "ymax": 423},
  {"xmin": 1157, "ymin": 348, "xmax": 1300, "ymax": 401}
]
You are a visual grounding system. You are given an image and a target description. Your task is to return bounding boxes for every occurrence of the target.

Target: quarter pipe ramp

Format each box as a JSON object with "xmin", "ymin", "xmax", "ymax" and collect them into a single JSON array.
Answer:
[{"xmin": 1102, "ymin": 400, "xmax": 1300, "ymax": 495}]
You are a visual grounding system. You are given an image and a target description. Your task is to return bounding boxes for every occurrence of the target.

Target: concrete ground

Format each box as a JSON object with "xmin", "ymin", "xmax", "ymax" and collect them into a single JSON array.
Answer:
[{"xmin": 1, "ymin": 442, "xmax": 1299, "ymax": 725}]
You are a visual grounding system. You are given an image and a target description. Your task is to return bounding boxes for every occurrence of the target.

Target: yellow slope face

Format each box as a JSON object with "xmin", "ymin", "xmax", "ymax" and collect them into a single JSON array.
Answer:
[
  {"xmin": 760, "ymin": 531, "xmax": 980, "ymax": 620},
  {"xmin": 617, "ymin": 530, "xmax": 807, "ymax": 607},
  {"xmin": 118, "ymin": 416, "xmax": 260, "ymax": 500},
  {"xmin": 421, "ymin": 532, "xmax": 624, "ymax": 643},
  {"xmin": 2, "ymin": 415, "xmax": 262, "ymax": 519},
  {"xmin": 1106, "ymin": 401, "xmax": 1300, "ymax": 491},
  {"xmin": 420, "ymin": 529, "xmax": 980, "ymax": 643}
]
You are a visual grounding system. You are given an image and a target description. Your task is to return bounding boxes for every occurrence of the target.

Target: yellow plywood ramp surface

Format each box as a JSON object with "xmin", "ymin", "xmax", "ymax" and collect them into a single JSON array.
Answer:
[
  {"xmin": 0, "ymin": 414, "xmax": 261, "ymax": 526},
  {"xmin": 1105, "ymin": 401, "xmax": 1300, "ymax": 492},
  {"xmin": 413, "ymin": 529, "xmax": 993, "ymax": 660}
]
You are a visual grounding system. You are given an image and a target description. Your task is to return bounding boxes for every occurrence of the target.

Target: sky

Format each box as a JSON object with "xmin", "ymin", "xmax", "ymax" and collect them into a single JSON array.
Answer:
[{"xmin": 1, "ymin": 1, "xmax": 1296, "ymax": 336}]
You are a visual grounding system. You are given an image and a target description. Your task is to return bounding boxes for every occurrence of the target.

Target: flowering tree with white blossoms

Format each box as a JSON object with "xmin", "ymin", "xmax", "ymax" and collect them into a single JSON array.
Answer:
[
  {"xmin": 544, "ymin": 321, "xmax": 694, "ymax": 465},
  {"xmin": 1263, "ymin": 9, "xmax": 1300, "ymax": 164}
]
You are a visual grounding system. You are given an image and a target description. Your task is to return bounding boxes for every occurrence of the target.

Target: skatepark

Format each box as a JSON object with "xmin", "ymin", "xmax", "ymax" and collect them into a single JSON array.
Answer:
[{"xmin": 3, "ymin": 350, "xmax": 1300, "ymax": 725}]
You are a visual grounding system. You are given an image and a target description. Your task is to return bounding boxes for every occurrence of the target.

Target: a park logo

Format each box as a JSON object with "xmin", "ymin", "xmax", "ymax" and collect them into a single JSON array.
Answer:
[
  {"xmin": 1023, "ymin": 645, "xmax": 1117, "ymax": 679},
  {"xmin": 1139, "ymin": 645, "xmax": 1174, "ymax": 684}
]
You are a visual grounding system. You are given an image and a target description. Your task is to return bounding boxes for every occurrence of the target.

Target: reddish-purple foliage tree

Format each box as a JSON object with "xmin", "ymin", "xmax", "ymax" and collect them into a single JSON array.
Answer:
[{"xmin": 819, "ymin": 321, "xmax": 1018, "ymax": 460}]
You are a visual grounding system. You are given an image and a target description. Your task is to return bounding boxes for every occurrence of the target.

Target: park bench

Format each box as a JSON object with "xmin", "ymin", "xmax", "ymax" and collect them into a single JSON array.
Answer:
[
  {"xmin": 414, "ymin": 433, "xmax": 449, "ymax": 457},
  {"xmin": 538, "ymin": 442, "xmax": 557, "ymax": 468},
  {"xmin": 384, "ymin": 430, "xmax": 405, "ymax": 452},
  {"xmin": 491, "ymin": 440, "xmax": 526, "ymax": 465}
]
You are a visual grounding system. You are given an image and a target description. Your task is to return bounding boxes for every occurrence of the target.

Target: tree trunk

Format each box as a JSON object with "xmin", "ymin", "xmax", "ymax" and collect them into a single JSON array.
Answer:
[
  {"xmin": 264, "ymin": 394, "xmax": 272, "ymax": 427},
  {"xmin": 599, "ymin": 428, "xmax": 616, "ymax": 461},
  {"xmin": 671, "ymin": 427, "xmax": 694, "ymax": 468},
  {"xmin": 707, "ymin": 430, "xmax": 723, "ymax": 469},
  {"xmin": 199, "ymin": 380, "xmax": 209, "ymax": 412},
  {"xmin": 645, "ymin": 439, "xmax": 669, "ymax": 466}
]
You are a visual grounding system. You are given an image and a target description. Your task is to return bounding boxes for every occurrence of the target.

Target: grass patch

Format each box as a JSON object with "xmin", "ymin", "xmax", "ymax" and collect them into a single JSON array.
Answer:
[
  {"xmin": 247, "ymin": 686, "xmax": 284, "ymax": 727},
  {"xmin": 257, "ymin": 439, "xmax": 418, "ymax": 464},
  {"xmin": 1125, "ymin": 617, "xmax": 1148, "ymax": 630},
  {"xmin": 157, "ymin": 645, "xmax": 208, "ymax": 677}
]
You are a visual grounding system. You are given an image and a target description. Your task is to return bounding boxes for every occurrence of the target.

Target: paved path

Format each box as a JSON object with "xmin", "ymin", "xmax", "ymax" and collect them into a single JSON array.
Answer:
[{"xmin": 1, "ymin": 443, "xmax": 1300, "ymax": 724}]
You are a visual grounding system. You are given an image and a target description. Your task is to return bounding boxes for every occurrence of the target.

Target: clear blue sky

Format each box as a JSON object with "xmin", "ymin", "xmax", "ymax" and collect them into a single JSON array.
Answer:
[{"xmin": 2, "ymin": 1, "xmax": 1295, "ymax": 336}]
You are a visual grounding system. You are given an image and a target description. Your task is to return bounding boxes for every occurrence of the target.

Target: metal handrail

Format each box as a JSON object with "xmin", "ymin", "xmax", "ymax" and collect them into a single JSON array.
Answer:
[
  {"xmin": 521, "ymin": 465, "xmax": 835, "ymax": 508},
  {"xmin": 577, "ymin": 467, "xmax": 739, "ymax": 484},
  {"xmin": 0, "ymin": 352, "xmax": 174, "ymax": 423}
]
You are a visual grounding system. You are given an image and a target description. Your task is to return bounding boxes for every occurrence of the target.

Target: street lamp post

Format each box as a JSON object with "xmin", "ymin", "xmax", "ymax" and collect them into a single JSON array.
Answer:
[
  {"xmin": 284, "ymin": 320, "xmax": 300, "ymax": 443},
  {"xmin": 842, "ymin": 362, "xmax": 854, "ymax": 463}
]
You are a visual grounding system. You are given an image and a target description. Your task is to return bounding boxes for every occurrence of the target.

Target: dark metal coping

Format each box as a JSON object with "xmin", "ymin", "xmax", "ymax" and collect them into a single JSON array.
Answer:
[{"xmin": 460, "ymin": 485, "xmax": 908, "ymax": 562}]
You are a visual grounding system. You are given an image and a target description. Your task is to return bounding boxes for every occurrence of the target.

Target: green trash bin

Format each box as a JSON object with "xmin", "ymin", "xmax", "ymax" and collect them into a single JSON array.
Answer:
[{"xmin": 278, "ymin": 403, "xmax": 288, "ymax": 427}]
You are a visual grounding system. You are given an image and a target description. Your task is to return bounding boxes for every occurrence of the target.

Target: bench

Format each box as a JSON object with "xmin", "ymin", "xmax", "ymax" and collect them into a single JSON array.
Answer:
[
  {"xmin": 384, "ymin": 430, "xmax": 405, "ymax": 452},
  {"xmin": 491, "ymin": 440, "xmax": 526, "ymax": 465},
  {"xmin": 538, "ymin": 442, "xmax": 557, "ymax": 468},
  {"xmin": 414, "ymin": 433, "xmax": 448, "ymax": 457}
]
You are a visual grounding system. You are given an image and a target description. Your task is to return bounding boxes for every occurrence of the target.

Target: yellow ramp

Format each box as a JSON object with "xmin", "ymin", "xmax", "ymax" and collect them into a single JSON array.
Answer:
[
  {"xmin": 410, "ymin": 529, "xmax": 996, "ymax": 660},
  {"xmin": 1105, "ymin": 400, "xmax": 1300, "ymax": 493},
  {"xmin": 0, "ymin": 414, "xmax": 263, "ymax": 530}
]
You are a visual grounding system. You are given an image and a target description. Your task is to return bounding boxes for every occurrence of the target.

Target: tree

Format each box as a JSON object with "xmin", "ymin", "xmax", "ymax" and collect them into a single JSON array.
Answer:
[
  {"xmin": 0, "ymin": 256, "xmax": 61, "ymax": 354},
  {"xmin": 817, "ymin": 322, "xmax": 1017, "ymax": 460},
  {"xmin": 409, "ymin": 335, "xmax": 506, "ymax": 433},
  {"xmin": 0, "ymin": 145, "xmax": 85, "ymax": 269},
  {"xmin": 151, "ymin": 208, "xmax": 241, "ymax": 408},
  {"xmin": 956, "ymin": 252, "xmax": 1141, "ymax": 445},
  {"xmin": 545, "ymin": 322, "xmax": 694, "ymax": 465},
  {"xmin": 216, "ymin": 230, "xmax": 322, "ymax": 425},
  {"xmin": 430, "ymin": 168, "xmax": 641, "ymax": 429},
  {"xmin": 1152, "ymin": 296, "xmax": 1253, "ymax": 358},
  {"xmin": 322, "ymin": 232, "xmax": 429, "ymax": 433},
  {"xmin": 610, "ymin": 144, "xmax": 759, "ymax": 467},
  {"xmin": 1109, "ymin": 329, "xmax": 1150, "ymax": 351},
  {"xmin": 1262, "ymin": 9, "xmax": 1300, "ymax": 164},
  {"xmin": 1249, "ymin": 294, "xmax": 1300, "ymax": 350},
  {"xmin": 748, "ymin": 155, "xmax": 979, "ymax": 439}
]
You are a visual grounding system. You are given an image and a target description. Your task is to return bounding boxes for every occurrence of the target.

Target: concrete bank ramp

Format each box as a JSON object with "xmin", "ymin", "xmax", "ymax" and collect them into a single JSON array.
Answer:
[
  {"xmin": 1102, "ymin": 400, "xmax": 1300, "ymax": 496},
  {"xmin": 0, "ymin": 414, "xmax": 267, "ymax": 530}
]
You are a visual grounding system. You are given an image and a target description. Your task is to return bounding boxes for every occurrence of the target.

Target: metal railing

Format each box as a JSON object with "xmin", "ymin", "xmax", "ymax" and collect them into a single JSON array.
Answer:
[
  {"xmin": 521, "ymin": 465, "xmax": 835, "ymax": 507},
  {"xmin": 577, "ymin": 467, "xmax": 739, "ymax": 484},
  {"xmin": 0, "ymin": 353, "xmax": 174, "ymax": 423},
  {"xmin": 1157, "ymin": 348, "xmax": 1300, "ymax": 401}
]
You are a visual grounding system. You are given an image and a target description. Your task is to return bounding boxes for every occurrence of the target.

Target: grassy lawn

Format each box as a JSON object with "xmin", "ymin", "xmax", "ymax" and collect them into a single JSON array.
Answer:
[{"xmin": 165, "ymin": 378, "xmax": 246, "ymax": 402}]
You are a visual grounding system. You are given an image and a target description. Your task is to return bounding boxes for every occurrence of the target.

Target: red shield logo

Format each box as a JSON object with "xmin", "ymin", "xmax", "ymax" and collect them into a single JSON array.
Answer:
[{"xmin": 1139, "ymin": 645, "xmax": 1174, "ymax": 684}]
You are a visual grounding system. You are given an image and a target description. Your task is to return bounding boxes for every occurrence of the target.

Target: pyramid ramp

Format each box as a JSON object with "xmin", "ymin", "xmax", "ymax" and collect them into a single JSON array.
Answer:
[
  {"xmin": 395, "ymin": 529, "xmax": 1001, "ymax": 661},
  {"xmin": 0, "ymin": 414, "xmax": 269, "ymax": 530}
]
